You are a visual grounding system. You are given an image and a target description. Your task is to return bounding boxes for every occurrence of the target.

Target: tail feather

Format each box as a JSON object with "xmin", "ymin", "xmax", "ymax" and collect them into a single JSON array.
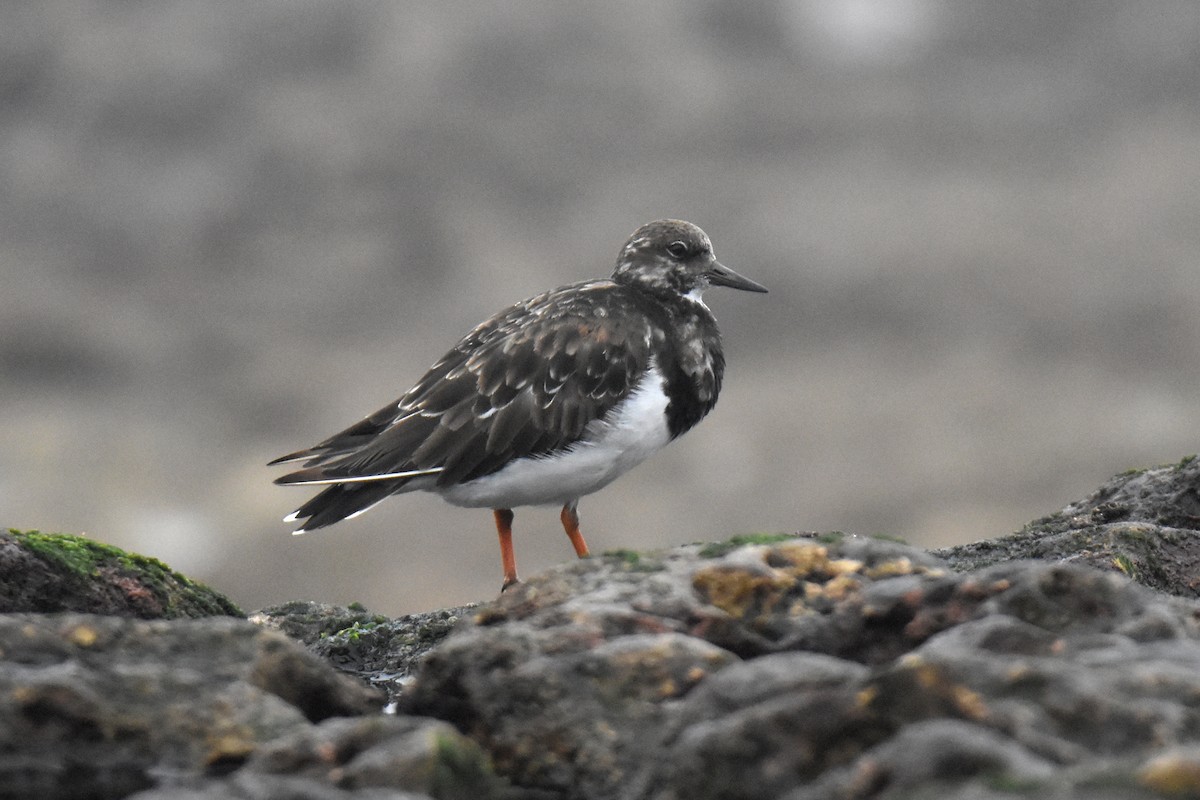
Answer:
[
  {"xmin": 269, "ymin": 407, "xmax": 424, "ymax": 468},
  {"xmin": 286, "ymin": 481, "xmax": 404, "ymax": 531},
  {"xmin": 267, "ymin": 448, "xmax": 317, "ymax": 467}
]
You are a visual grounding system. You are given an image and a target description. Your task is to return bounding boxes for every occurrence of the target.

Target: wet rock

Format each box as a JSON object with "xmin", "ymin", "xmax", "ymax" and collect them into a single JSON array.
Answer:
[
  {"xmin": 936, "ymin": 455, "xmax": 1200, "ymax": 598},
  {"xmin": 308, "ymin": 606, "xmax": 476, "ymax": 702},
  {"xmin": 252, "ymin": 601, "xmax": 476, "ymax": 702},
  {"xmin": 250, "ymin": 600, "xmax": 391, "ymax": 646},
  {"xmin": 0, "ymin": 529, "xmax": 242, "ymax": 618}
]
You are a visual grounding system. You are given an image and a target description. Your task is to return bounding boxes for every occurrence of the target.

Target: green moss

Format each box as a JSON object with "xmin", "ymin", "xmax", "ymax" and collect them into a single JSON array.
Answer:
[
  {"xmin": 1177, "ymin": 454, "xmax": 1197, "ymax": 468},
  {"xmin": 337, "ymin": 623, "xmax": 362, "ymax": 642},
  {"xmin": 697, "ymin": 533, "xmax": 804, "ymax": 559},
  {"xmin": 869, "ymin": 532, "xmax": 908, "ymax": 544},
  {"xmin": 1112, "ymin": 554, "xmax": 1137, "ymax": 579},
  {"xmin": 331, "ymin": 620, "xmax": 389, "ymax": 642},
  {"xmin": 16, "ymin": 528, "xmax": 167, "ymax": 578},
  {"xmin": 8, "ymin": 528, "xmax": 242, "ymax": 618},
  {"xmin": 604, "ymin": 548, "xmax": 643, "ymax": 564}
]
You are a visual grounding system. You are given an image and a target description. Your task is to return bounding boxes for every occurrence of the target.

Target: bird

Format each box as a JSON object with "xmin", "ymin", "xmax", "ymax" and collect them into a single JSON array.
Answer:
[{"xmin": 270, "ymin": 219, "xmax": 767, "ymax": 591}]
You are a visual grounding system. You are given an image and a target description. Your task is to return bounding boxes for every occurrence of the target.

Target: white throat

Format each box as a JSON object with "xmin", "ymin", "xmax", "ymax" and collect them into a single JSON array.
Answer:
[{"xmin": 683, "ymin": 286, "xmax": 709, "ymax": 310}]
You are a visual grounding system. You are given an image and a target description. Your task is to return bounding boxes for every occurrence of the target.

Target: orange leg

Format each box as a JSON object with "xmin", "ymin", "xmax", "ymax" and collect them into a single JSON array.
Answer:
[
  {"xmin": 494, "ymin": 508, "xmax": 518, "ymax": 591},
  {"xmin": 560, "ymin": 503, "xmax": 590, "ymax": 558}
]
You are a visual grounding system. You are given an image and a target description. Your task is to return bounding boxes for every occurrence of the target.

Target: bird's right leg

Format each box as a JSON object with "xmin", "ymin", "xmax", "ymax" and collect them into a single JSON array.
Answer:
[{"xmin": 494, "ymin": 508, "xmax": 519, "ymax": 591}]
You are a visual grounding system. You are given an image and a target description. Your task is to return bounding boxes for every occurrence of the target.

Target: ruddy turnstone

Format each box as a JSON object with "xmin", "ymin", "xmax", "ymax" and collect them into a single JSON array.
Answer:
[{"xmin": 270, "ymin": 219, "xmax": 767, "ymax": 590}]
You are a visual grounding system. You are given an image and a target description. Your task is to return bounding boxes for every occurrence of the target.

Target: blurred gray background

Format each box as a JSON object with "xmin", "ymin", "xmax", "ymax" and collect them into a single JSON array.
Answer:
[{"xmin": 3, "ymin": 1, "xmax": 1198, "ymax": 614}]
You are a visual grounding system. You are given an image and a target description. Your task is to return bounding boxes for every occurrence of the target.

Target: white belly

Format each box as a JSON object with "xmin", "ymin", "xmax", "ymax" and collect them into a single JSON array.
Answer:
[{"xmin": 440, "ymin": 365, "xmax": 672, "ymax": 509}]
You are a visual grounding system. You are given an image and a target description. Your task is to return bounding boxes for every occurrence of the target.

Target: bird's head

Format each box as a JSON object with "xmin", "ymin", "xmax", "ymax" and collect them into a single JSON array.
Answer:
[{"xmin": 612, "ymin": 219, "xmax": 767, "ymax": 301}]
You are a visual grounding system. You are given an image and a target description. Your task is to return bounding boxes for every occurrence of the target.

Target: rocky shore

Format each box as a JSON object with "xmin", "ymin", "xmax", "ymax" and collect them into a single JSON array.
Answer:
[{"xmin": 3, "ymin": 456, "xmax": 1200, "ymax": 799}]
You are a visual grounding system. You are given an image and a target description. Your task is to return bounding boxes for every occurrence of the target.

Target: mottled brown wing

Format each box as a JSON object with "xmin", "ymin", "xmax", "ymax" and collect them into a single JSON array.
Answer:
[{"xmin": 274, "ymin": 282, "xmax": 654, "ymax": 489}]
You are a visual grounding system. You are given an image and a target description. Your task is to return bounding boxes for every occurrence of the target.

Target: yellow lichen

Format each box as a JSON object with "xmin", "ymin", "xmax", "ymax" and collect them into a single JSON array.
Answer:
[
  {"xmin": 864, "ymin": 557, "xmax": 916, "ymax": 579},
  {"xmin": 692, "ymin": 566, "xmax": 793, "ymax": 618},
  {"xmin": 1139, "ymin": 751, "xmax": 1200, "ymax": 796},
  {"xmin": 827, "ymin": 558, "xmax": 865, "ymax": 576},
  {"xmin": 204, "ymin": 732, "xmax": 256, "ymax": 766},
  {"xmin": 822, "ymin": 574, "xmax": 863, "ymax": 601},
  {"xmin": 952, "ymin": 685, "xmax": 989, "ymax": 721},
  {"xmin": 66, "ymin": 625, "xmax": 98, "ymax": 647},
  {"xmin": 913, "ymin": 662, "xmax": 942, "ymax": 690},
  {"xmin": 10, "ymin": 686, "xmax": 35, "ymax": 704},
  {"xmin": 773, "ymin": 542, "xmax": 831, "ymax": 574},
  {"xmin": 1004, "ymin": 664, "xmax": 1032, "ymax": 682},
  {"xmin": 855, "ymin": 686, "xmax": 879, "ymax": 708}
]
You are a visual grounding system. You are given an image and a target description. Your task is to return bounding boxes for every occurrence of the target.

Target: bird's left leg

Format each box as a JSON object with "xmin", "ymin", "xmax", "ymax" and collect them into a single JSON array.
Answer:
[{"xmin": 560, "ymin": 501, "xmax": 590, "ymax": 558}]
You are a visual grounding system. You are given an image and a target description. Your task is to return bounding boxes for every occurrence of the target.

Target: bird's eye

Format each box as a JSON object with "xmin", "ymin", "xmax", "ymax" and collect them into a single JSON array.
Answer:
[{"xmin": 666, "ymin": 241, "xmax": 689, "ymax": 259}]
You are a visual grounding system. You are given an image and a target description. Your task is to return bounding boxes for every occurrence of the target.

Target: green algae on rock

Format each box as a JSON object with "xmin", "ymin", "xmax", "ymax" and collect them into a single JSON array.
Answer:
[{"xmin": 1, "ymin": 528, "xmax": 242, "ymax": 618}]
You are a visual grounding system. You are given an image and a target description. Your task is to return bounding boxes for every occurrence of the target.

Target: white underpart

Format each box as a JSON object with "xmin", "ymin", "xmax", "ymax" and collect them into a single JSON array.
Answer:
[{"xmin": 441, "ymin": 362, "xmax": 673, "ymax": 509}]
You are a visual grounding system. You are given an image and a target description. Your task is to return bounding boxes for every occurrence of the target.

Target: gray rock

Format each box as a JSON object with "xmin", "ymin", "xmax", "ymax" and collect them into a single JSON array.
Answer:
[
  {"xmin": 400, "ymin": 536, "xmax": 960, "ymax": 797},
  {"xmin": 936, "ymin": 455, "xmax": 1200, "ymax": 598},
  {"xmin": 784, "ymin": 718, "xmax": 1058, "ymax": 800},
  {"xmin": 9, "ymin": 460, "xmax": 1200, "ymax": 800},
  {"xmin": 402, "ymin": 535, "xmax": 1200, "ymax": 800},
  {"xmin": 0, "ymin": 613, "xmax": 505, "ymax": 800},
  {"xmin": 136, "ymin": 715, "xmax": 506, "ymax": 800},
  {"xmin": 128, "ymin": 773, "xmax": 428, "ymax": 800}
]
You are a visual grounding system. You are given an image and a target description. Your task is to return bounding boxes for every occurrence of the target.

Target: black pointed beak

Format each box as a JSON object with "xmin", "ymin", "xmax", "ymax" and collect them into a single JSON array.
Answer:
[{"xmin": 707, "ymin": 261, "xmax": 768, "ymax": 293}]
